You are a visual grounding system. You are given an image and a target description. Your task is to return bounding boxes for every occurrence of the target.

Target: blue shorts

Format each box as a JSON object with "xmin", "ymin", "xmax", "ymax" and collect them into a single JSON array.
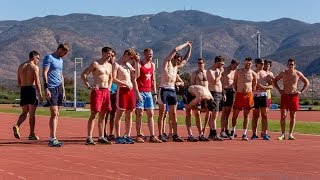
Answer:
[
  {"xmin": 136, "ymin": 92, "xmax": 154, "ymax": 110},
  {"xmin": 158, "ymin": 87, "xmax": 177, "ymax": 106},
  {"xmin": 47, "ymin": 85, "xmax": 63, "ymax": 106}
]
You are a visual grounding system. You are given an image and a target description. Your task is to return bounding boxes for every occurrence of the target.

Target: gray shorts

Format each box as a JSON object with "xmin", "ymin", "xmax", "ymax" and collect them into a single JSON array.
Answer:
[{"xmin": 210, "ymin": 91, "xmax": 223, "ymax": 112}]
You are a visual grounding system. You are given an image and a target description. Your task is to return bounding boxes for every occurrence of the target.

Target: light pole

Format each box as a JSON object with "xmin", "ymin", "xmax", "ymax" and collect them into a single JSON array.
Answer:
[
  {"xmin": 200, "ymin": 32, "xmax": 203, "ymax": 58},
  {"xmin": 257, "ymin": 30, "xmax": 261, "ymax": 58},
  {"xmin": 74, "ymin": 58, "xmax": 83, "ymax": 111}
]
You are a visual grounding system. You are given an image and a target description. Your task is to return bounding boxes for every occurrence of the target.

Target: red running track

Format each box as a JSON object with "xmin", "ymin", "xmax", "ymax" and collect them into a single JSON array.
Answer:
[{"xmin": 0, "ymin": 113, "xmax": 320, "ymax": 180}]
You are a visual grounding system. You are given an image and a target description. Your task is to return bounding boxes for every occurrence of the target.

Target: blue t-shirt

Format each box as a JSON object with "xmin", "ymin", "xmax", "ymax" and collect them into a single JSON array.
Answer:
[{"xmin": 42, "ymin": 54, "xmax": 63, "ymax": 88}]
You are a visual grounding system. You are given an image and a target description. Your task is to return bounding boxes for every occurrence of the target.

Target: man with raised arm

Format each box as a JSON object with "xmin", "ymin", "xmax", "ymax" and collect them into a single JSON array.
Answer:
[
  {"xmin": 206, "ymin": 55, "xmax": 225, "ymax": 141},
  {"xmin": 220, "ymin": 59, "xmax": 240, "ymax": 138},
  {"xmin": 81, "ymin": 47, "xmax": 115, "ymax": 145},
  {"xmin": 273, "ymin": 59, "xmax": 309, "ymax": 140},
  {"xmin": 157, "ymin": 41, "xmax": 192, "ymax": 142},
  {"xmin": 112, "ymin": 48, "xmax": 139, "ymax": 144},
  {"xmin": 251, "ymin": 58, "xmax": 273, "ymax": 140},
  {"xmin": 13, "ymin": 51, "xmax": 43, "ymax": 140},
  {"xmin": 189, "ymin": 57, "xmax": 210, "ymax": 141},
  {"xmin": 134, "ymin": 48, "xmax": 162, "ymax": 143},
  {"xmin": 43, "ymin": 43, "xmax": 70, "ymax": 147},
  {"xmin": 230, "ymin": 57, "xmax": 257, "ymax": 141}
]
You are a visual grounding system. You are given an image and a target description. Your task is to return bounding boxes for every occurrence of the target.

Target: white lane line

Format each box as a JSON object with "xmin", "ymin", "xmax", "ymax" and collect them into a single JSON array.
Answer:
[
  {"xmin": 7, "ymin": 172, "xmax": 15, "ymax": 175},
  {"xmin": 18, "ymin": 176, "xmax": 27, "ymax": 179}
]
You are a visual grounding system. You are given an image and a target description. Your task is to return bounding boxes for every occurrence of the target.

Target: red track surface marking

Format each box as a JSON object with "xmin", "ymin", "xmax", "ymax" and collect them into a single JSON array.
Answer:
[{"xmin": 1, "ymin": 113, "xmax": 320, "ymax": 179}]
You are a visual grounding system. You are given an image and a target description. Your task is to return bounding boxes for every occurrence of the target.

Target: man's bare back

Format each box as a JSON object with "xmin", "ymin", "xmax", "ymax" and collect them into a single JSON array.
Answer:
[
  {"xmin": 188, "ymin": 85, "xmax": 213, "ymax": 100},
  {"xmin": 18, "ymin": 62, "xmax": 38, "ymax": 86}
]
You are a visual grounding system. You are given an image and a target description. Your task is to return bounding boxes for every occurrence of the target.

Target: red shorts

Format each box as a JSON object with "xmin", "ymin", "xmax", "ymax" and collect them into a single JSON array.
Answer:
[
  {"xmin": 233, "ymin": 92, "xmax": 254, "ymax": 109},
  {"xmin": 90, "ymin": 89, "xmax": 112, "ymax": 112},
  {"xmin": 267, "ymin": 98, "xmax": 271, "ymax": 108},
  {"xmin": 281, "ymin": 94, "xmax": 300, "ymax": 111},
  {"xmin": 117, "ymin": 87, "xmax": 135, "ymax": 111}
]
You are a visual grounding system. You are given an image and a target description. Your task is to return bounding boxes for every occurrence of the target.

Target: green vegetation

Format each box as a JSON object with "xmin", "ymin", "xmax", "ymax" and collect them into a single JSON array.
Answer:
[{"xmin": 1, "ymin": 107, "xmax": 320, "ymax": 135}]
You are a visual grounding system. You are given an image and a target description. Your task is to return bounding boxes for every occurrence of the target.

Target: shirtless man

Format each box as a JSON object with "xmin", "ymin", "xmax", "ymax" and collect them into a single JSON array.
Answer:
[
  {"xmin": 13, "ymin": 51, "xmax": 43, "ymax": 140},
  {"xmin": 263, "ymin": 59, "xmax": 274, "ymax": 109},
  {"xmin": 230, "ymin": 57, "xmax": 257, "ymax": 141},
  {"xmin": 157, "ymin": 41, "xmax": 192, "ymax": 142},
  {"xmin": 251, "ymin": 58, "xmax": 273, "ymax": 140},
  {"xmin": 189, "ymin": 57, "xmax": 210, "ymax": 141},
  {"xmin": 273, "ymin": 59, "xmax": 309, "ymax": 140},
  {"xmin": 206, "ymin": 55, "xmax": 225, "ymax": 141},
  {"xmin": 134, "ymin": 48, "xmax": 162, "ymax": 143},
  {"xmin": 184, "ymin": 85, "xmax": 215, "ymax": 142},
  {"xmin": 43, "ymin": 43, "xmax": 70, "ymax": 147},
  {"xmin": 220, "ymin": 59, "xmax": 240, "ymax": 138},
  {"xmin": 112, "ymin": 48, "xmax": 139, "ymax": 144},
  {"xmin": 81, "ymin": 47, "xmax": 115, "ymax": 145}
]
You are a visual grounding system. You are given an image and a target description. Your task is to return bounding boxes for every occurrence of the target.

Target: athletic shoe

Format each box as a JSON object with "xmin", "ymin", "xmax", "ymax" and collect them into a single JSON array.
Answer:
[
  {"xmin": 158, "ymin": 134, "xmax": 167, "ymax": 142},
  {"xmin": 98, "ymin": 137, "xmax": 112, "ymax": 144},
  {"xmin": 277, "ymin": 134, "xmax": 285, "ymax": 141},
  {"xmin": 107, "ymin": 134, "xmax": 115, "ymax": 141},
  {"xmin": 229, "ymin": 131, "xmax": 235, "ymax": 140},
  {"xmin": 85, "ymin": 138, "xmax": 96, "ymax": 145},
  {"xmin": 149, "ymin": 135, "xmax": 162, "ymax": 143},
  {"xmin": 13, "ymin": 125, "xmax": 21, "ymax": 139},
  {"xmin": 261, "ymin": 133, "xmax": 271, "ymax": 138},
  {"xmin": 123, "ymin": 136, "xmax": 135, "ymax": 144},
  {"xmin": 28, "ymin": 134, "xmax": 39, "ymax": 140},
  {"xmin": 187, "ymin": 135, "xmax": 198, "ymax": 142},
  {"xmin": 250, "ymin": 134, "xmax": 259, "ymax": 140},
  {"xmin": 262, "ymin": 134, "xmax": 270, "ymax": 140},
  {"xmin": 220, "ymin": 131, "xmax": 228, "ymax": 138},
  {"xmin": 172, "ymin": 134, "xmax": 184, "ymax": 142},
  {"xmin": 162, "ymin": 133, "xmax": 168, "ymax": 139},
  {"xmin": 288, "ymin": 135, "xmax": 296, "ymax": 140},
  {"xmin": 135, "ymin": 135, "xmax": 145, "ymax": 143},
  {"xmin": 48, "ymin": 139, "xmax": 64, "ymax": 147},
  {"xmin": 115, "ymin": 137, "xmax": 125, "ymax": 144},
  {"xmin": 213, "ymin": 135, "xmax": 224, "ymax": 141},
  {"xmin": 198, "ymin": 134, "xmax": 210, "ymax": 141},
  {"xmin": 225, "ymin": 129, "xmax": 231, "ymax": 138},
  {"xmin": 242, "ymin": 134, "xmax": 249, "ymax": 141}
]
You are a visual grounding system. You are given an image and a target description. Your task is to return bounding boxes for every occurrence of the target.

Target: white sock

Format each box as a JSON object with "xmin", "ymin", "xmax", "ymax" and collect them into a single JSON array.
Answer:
[
  {"xmin": 99, "ymin": 136, "xmax": 104, "ymax": 139},
  {"xmin": 243, "ymin": 129, "xmax": 247, "ymax": 135},
  {"xmin": 49, "ymin": 137, "xmax": 56, "ymax": 141},
  {"xmin": 232, "ymin": 127, "xmax": 236, "ymax": 132}
]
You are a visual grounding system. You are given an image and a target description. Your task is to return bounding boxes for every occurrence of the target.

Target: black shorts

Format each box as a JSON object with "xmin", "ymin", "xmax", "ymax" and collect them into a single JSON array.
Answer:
[
  {"xmin": 158, "ymin": 87, "xmax": 177, "ymax": 106},
  {"xmin": 47, "ymin": 85, "xmax": 63, "ymax": 106},
  {"xmin": 183, "ymin": 92, "xmax": 205, "ymax": 109},
  {"xmin": 254, "ymin": 96, "xmax": 268, "ymax": 109},
  {"xmin": 20, "ymin": 85, "xmax": 38, "ymax": 106},
  {"xmin": 222, "ymin": 88, "xmax": 235, "ymax": 107}
]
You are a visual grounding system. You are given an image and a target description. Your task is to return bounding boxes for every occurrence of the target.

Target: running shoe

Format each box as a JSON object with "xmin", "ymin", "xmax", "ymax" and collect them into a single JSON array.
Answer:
[
  {"xmin": 13, "ymin": 125, "xmax": 21, "ymax": 139},
  {"xmin": 85, "ymin": 138, "xmax": 96, "ymax": 145},
  {"xmin": 242, "ymin": 134, "xmax": 249, "ymax": 141},
  {"xmin": 288, "ymin": 135, "xmax": 296, "ymax": 140},
  {"xmin": 135, "ymin": 135, "xmax": 145, "ymax": 143},
  {"xmin": 98, "ymin": 137, "xmax": 112, "ymax": 144},
  {"xmin": 250, "ymin": 134, "xmax": 259, "ymax": 140},
  {"xmin": 48, "ymin": 139, "xmax": 64, "ymax": 147},
  {"xmin": 149, "ymin": 135, "xmax": 162, "ymax": 143},
  {"xmin": 115, "ymin": 137, "xmax": 125, "ymax": 144},
  {"xmin": 107, "ymin": 134, "xmax": 115, "ymax": 141},
  {"xmin": 262, "ymin": 134, "xmax": 270, "ymax": 140},
  {"xmin": 28, "ymin": 134, "xmax": 39, "ymax": 140},
  {"xmin": 220, "ymin": 131, "xmax": 228, "ymax": 138},
  {"xmin": 172, "ymin": 134, "xmax": 184, "ymax": 142},
  {"xmin": 187, "ymin": 135, "xmax": 198, "ymax": 142},
  {"xmin": 158, "ymin": 134, "xmax": 167, "ymax": 142},
  {"xmin": 123, "ymin": 136, "xmax": 135, "ymax": 144},
  {"xmin": 213, "ymin": 135, "xmax": 224, "ymax": 141},
  {"xmin": 229, "ymin": 131, "xmax": 235, "ymax": 140},
  {"xmin": 277, "ymin": 134, "xmax": 285, "ymax": 141},
  {"xmin": 198, "ymin": 134, "xmax": 210, "ymax": 141}
]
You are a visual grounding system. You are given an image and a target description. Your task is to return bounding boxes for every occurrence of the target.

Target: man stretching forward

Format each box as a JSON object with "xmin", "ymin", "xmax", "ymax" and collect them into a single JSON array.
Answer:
[
  {"xmin": 134, "ymin": 48, "xmax": 162, "ymax": 143},
  {"xmin": 273, "ymin": 59, "xmax": 309, "ymax": 140},
  {"xmin": 13, "ymin": 51, "xmax": 43, "ymax": 140},
  {"xmin": 157, "ymin": 41, "xmax": 192, "ymax": 142},
  {"xmin": 81, "ymin": 47, "xmax": 115, "ymax": 145}
]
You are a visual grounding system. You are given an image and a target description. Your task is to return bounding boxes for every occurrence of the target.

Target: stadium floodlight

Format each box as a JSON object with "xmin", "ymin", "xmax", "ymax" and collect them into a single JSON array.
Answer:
[
  {"xmin": 257, "ymin": 30, "xmax": 261, "ymax": 58},
  {"xmin": 74, "ymin": 58, "xmax": 83, "ymax": 111}
]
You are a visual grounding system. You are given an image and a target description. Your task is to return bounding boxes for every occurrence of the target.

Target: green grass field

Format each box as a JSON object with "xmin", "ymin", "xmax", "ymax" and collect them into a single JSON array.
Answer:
[{"xmin": 1, "ymin": 107, "xmax": 320, "ymax": 135}]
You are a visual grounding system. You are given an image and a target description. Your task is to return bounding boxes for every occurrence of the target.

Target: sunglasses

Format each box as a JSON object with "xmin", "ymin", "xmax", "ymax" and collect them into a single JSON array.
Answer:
[
  {"xmin": 198, "ymin": 62, "xmax": 204, "ymax": 65},
  {"xmin": 288, "ymin": 63, "xmax": 294, "ymax": 66}
]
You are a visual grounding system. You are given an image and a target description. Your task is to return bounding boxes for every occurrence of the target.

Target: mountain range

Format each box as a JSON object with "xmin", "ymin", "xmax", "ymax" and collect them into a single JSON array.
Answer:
[{"xmin": 0, "ymin": 10, "xmax": 320, "ymax": 92}]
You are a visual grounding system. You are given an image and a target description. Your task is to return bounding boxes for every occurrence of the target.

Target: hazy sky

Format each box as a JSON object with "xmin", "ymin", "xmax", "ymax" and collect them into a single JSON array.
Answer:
[{"xmin": 1, "ymin": 0, "xmax": 320, "ymax": 23}]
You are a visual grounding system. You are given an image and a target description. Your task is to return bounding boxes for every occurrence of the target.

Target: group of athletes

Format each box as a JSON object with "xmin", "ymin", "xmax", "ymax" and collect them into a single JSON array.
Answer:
[{"xmin": 12, "ymin": 41, "xmax": 310, "ymax": 147}]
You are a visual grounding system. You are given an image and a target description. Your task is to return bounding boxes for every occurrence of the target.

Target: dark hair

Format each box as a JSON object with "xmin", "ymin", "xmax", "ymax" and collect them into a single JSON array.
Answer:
[
  {"xmin": 245, "ymin": 57, "xmax": 252, "ymax": 61},
  {"xmin": 174, "ymin": 52, "xmax": 182, "ymax": 59},
  {"xmin": 264, "ymin": 59, "xmax": 272, "ymax": 67},
  {"xmin": 57, "ymin": 43, "xmax": 70, "ymax": 51},
  {"xmin": 255, "ymin": 58, "xmax": 263, "ymax": 64},
  {"xmin": 102, "ymin": 46, "xmax": 113, "ymax": 53},
  {"xmin": 288, "ymin": 58, "xmax": 295, "ymax": 63},
  {"xmin": 206, "ymin": 99, "xmax": 216, "ymax": 111},
  {"xmin": 214, "ymin": 55, "xmax": 224, "ymax": 63},
  {"xmin": 231, "ymin": 59, "xmax": 240, "ymax": 65},
  {"xmin": 197, "ymin": 57, "xmax": 205, "ymax": 62},
  {"xmin": 29, "ymin": 51, "xmax": 40, "ymax": 59}
]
